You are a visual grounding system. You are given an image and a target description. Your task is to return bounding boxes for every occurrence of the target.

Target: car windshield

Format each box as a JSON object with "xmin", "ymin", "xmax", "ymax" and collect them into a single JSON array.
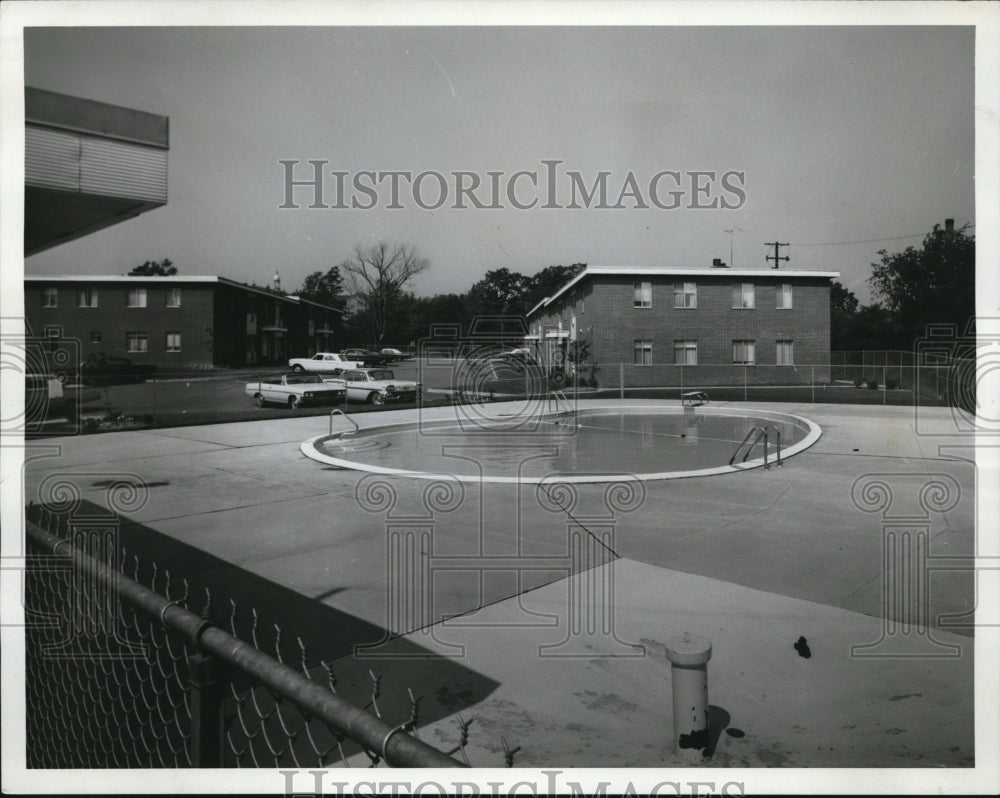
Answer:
[
  {"xmin": 367, "ymin": 370, "xmax": 394, "ymax": 381},
  {"xmin": 285, "ymin": 374, "xmax": 322, "ymax": 384}
]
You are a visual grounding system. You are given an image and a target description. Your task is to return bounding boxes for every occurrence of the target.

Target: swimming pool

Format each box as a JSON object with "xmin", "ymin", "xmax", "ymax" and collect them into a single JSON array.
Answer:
[{"xmin": 300, "ymin": 405, "xmax": 822, "ymax": 483}]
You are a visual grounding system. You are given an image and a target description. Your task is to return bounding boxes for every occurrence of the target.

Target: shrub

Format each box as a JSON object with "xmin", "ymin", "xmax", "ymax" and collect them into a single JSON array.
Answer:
[
  {"xmin": 867, "ymin": 380, "xmax": 879, "ymax": 390},
  {"xmin": 854, "ymin": 378, "xmax": 865, "ymax": 388},
  {"xmin": 886, "ymin": 380, "xmax": 899, "ymax": 390}
]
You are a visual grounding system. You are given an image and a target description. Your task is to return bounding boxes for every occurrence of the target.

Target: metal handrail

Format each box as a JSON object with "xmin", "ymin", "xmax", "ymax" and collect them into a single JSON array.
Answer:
[
  {"xmin": 764, "ymin": 424, "xmax": 784, "ymax": 468},
  {"xmin": 547, "ymin": 389, "xmax": 570, "ymax": 415},
  {"xmin": 329, "ymin": 407, "xmax": 358, "ymax": 437},
  {"xmin": 729, "ymin": 426, "xmax": 766, "ymax": 466}
]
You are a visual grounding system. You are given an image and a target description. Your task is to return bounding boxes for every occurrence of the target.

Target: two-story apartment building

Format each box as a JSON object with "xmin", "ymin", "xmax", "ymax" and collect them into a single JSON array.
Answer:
[
  {"xmin": 525, "ymin": 265, "xmax": 839, "ymax": 387},
  {"xmin": 25, "ymin": 275, "xmax": 341, "ymax": 373}
]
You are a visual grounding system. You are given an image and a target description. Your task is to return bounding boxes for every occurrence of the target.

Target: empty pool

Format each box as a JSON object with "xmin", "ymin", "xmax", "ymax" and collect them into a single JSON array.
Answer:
[{"xmin": 301, "ymin": 405, "xmax": 822, "ymax": 483}]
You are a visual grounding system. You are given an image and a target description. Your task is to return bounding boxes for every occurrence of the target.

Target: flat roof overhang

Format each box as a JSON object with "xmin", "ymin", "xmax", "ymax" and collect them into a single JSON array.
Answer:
[{"xmin": 25, "ymin": 88, "xmax": 169, "ymax": 256}]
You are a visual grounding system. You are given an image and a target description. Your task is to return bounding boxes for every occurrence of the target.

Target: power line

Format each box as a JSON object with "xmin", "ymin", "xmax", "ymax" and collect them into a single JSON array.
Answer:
[{"xmin": 790, "ymin": 225, "xmax": 975, "ymax": 247}]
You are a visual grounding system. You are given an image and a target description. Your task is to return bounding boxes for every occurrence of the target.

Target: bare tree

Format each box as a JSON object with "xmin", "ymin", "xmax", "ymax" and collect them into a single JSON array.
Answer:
[{"xmin": 339, "ymin": 243, "xmax": 429, "ymax": 347}]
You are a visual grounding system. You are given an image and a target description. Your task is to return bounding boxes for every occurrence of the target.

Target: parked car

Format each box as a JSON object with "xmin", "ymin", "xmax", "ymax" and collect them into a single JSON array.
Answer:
[
  {"xmin": 379, "ymin": 347, "xmax": 411, "ymax": 362},
  {"xmin": 288, "ymin": 352, "xmax": 362, "ymax": 373},
  {"xmin": 342, "ymin": 348, "xmax": 392, "ymax": 367},
  {"xmin": 80, "ymin": 356, "xmax": 157, "ymax": 386},
  {"xmin": 245, "ymin": 373, "xmax": 346, "ymax": 408},
  {"xmin": 495, "ymin": 347, "xmax": 539, "ymax": 365},
  {"xmin": 334, "ymin": 368, "xmax": 421, "ymax": 405}
]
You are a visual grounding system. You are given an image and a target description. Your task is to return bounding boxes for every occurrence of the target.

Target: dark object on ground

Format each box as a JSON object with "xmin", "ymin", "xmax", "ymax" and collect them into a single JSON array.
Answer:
[
  {"xmin": 794, "ymin": 635, "xmax": 812, "ymax": 659},
  {"xmin": 725, "ymin": 727, "xmax": 746, "ymax": 738},
  {"xmin": 82, "ymin": 356, "xmax": 157, "ymax": 386}
]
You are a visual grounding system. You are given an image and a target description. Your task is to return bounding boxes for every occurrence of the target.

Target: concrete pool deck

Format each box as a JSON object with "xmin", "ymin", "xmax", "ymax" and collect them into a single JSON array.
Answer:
[{"xmin": 22, "ymin": 398, "xmax": 982, "ymax": 767}]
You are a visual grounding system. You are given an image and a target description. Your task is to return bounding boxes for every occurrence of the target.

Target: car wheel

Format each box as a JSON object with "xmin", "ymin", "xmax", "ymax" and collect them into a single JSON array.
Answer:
[
  {"xmin": 254, "ymin": 393, "xmax": 267, "ymax": 408},
  {"xmin": 288, "ymin": 396, "xmax": 300, "ymax": 409},
  {"xmin": 368, "ymin": 392, "xmax": 385, "ymax": 406},
  {"xmin": 292, "ymin": 364, "xmax": 304, "ymax": 372}
]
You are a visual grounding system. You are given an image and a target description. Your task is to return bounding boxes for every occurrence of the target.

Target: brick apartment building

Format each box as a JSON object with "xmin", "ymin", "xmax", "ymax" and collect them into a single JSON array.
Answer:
[
  {"xmin": 525, "ymin": 265, "xmax": 839, "ymax": 387},
  {"xmin": 24, "ymin": 275, "xmax": 341, "ymax": 373}
]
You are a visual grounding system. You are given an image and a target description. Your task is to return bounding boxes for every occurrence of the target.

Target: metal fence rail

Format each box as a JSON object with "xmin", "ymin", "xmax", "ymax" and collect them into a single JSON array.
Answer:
[{"xmin": 23, "ymin": 503, "xmax": 475, "ymax": 769}]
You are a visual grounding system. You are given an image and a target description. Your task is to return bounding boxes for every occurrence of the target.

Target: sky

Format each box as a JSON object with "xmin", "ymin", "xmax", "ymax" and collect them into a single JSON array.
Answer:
[{"xmin": 21, "ymin": 23, "xmax": 975, "ymax": 304}]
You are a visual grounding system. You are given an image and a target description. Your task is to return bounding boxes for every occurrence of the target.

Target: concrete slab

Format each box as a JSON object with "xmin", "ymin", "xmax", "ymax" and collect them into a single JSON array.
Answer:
[
  {"xmin": 402, "ymin": 559, "xmax": 974, "ymax": 767},
  {"xmin": 22, "ymin": 399, "xmax": 980, "ymax": 768}
]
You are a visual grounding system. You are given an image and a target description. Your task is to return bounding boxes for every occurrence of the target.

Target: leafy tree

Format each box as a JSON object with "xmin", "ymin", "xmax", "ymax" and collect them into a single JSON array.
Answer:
[
  {"xmin": 524, "ymin": 263, "xmax": 586, "ymax": 311},
  {"xmin": 830, "ymin": 280, "xmax": 860, "ymax": 350},
  {"xmin": 296, "ymin": 266, "xmax": 346, "ymax": 311},
  {"xmin": 467, "ymin": 268, "xmax": 532, "ymax": 317},
  {"xmin": 869, "ymin": 223, "xmax": 974, "ymax": 348},
  {"xmin": 129, "ymin": 259, "xmax": 176, "ymax": 276},
  {"xmin": 339, "ymin": 243, "xmax": 430, "ymax": 348}
]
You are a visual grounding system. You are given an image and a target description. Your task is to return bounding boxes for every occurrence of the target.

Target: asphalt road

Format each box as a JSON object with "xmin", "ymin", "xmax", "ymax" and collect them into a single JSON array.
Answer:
[{"xmin": 55, "ymin": 357, "xmax": 516, "ymax": 431}]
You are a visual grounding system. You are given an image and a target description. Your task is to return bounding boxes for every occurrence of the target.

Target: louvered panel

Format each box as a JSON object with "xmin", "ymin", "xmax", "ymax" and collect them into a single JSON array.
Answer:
[
  {"xmin": 80, "ymin": 137, "xmax": 168, "ymax": 203},
  {"xmin": 25, "ymin": 127, "xmax": 81, "ymax": 190}
]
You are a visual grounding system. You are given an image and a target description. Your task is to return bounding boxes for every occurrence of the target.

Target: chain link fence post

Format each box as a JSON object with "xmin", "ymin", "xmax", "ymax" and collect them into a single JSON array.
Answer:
[{"xmin": 188, "ymin": 648, "xmax": 230, "ymax": 767}]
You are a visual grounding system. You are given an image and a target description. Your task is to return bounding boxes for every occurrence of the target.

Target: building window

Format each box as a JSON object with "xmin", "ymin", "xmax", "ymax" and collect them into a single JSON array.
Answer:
[
  {"xmin": 777, "ymin": 339, "xmax": 794, "ymax": 365},
  {"xmin": 634, "ymin": 339, "xmax": 653, "ymax": 365},
  {"xmin": 673, "ymin": 283, "xmax": 697, "ymax": 308},
  {"xmin": 127, "ymin": 287, "xmax": 148, "ymax": 308},
  {"xmin": 633, "ymin": 281, "xmax": 652, "ymax": 308},
  {"xmin": 165, "ymin": 332, "xmax": 182, "ymax": 352},
  {"xmin": 732, "ymin": 283, "xmax": 755, "ymax": 309},
  {"xmin": 166, "ymin": 287, "xmax": 182, "ymax": 308},
  {"xmin": 732, "ymin": 339, "xmax": 756, "ymax": 365},
  {"xmin": 90, "ymin": 331, "xmax": 102, "ymax": 344},
  {"xmin": 777, "ymin": 283, "xmax": 793, "ymax": 309},
  {"xmin": 126, "ymin": 332, "xmax": 148, "ymax": 353},
  {"xmin": 77, "ymin": 288, "xmax": 98, "ymax": 308},
  {"xmin": 673, "ymin": 340, "xmax": 697, "ymax": 365},
  {"xmin": 42, "ymin": 288, "xmax": 58, "ymax": 308}
]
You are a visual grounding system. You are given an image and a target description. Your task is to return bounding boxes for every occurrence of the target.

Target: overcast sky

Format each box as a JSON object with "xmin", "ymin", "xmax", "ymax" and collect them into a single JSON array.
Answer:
[{"xmin": 23, "ymin": 24, "xmax": 974, "ymax": 303}]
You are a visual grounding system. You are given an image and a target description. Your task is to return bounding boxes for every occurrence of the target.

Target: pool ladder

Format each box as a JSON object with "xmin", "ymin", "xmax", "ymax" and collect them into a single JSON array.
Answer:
[
  {"xmin": 547, "ymin": 389, "xmax": 571, "ymax": 414},
  {"xmin": 329, "ymin": 408, "xmax": 359, "ymax": 437},
  {"xmin": 729, "ymin": 425, "xmax": 783, "ymax": 469}
]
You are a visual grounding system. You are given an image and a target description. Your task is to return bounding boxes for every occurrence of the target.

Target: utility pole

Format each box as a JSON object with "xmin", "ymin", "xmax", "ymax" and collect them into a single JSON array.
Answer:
[{"xmin": 765, "ymin": 241, "xmax": 789, "ymax": 269}]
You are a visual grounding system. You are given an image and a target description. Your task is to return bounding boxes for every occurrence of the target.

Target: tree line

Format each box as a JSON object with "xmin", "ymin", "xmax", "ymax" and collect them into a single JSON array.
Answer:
[
  {"xmin": 130, "ymin": 220, "xmax": 974, "ymax": 355},
  {"xmin": 832, "ymin": 221, "xmax": 974, "ymax": 351},
  {"xmin": 293, "ymin": 245, "xmax": 585, "ymax": 350}
]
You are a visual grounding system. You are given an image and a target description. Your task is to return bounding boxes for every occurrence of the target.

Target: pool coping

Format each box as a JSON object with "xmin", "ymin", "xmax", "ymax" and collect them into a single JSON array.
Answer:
[{"xmin": 299, "ymin": 403, "xmax": 824, "ymax": 484}]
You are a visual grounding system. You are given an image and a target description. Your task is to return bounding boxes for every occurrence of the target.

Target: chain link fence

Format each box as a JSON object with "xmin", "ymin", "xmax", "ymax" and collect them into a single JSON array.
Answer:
[{"xmin": 23, "ymin": 502, "xmax": 516, "ymax": 769}]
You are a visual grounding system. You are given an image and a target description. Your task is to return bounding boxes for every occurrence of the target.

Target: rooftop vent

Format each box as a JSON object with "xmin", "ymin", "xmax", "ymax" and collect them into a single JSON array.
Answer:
[{"xmin": 711, "ymin": 258, "xmax": 728, "ymax": 268}]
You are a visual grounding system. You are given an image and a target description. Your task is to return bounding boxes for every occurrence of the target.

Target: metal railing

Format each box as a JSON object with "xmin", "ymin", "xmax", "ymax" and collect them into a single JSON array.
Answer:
[
  {"xmin": 547, "ymin": 389, "xmax": 571, "ymax": 415},
  {"xmin": 329, "ymin": 408, "xmax": 359, "ymax": 437},
  {"xmin": 729, "ymin": 425, "xmax": 782, "ymax": 470},
  {"xmin": 22, "ymin": 503, "xmax": 514, "ymax": 769}
]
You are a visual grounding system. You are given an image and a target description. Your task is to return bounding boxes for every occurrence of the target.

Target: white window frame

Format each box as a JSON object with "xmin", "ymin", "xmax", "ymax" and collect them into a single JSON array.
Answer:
[
  {"xmin": 732, "ymin": 283, "xmax": 755, "ymax": 309},
  {"xmin": 127, "ymin": 287, "xmax": 148, "ymax": 308},
  {"xmin": 126, "ymin": 331, "xmax": 148, "ymax": 354},
  {"xmin": 165, "ymin": 331, "xmax": 182, "ymax": 353},
  {"xmin": 633, "ymin": 281, "xmax": 652, "ymax": 309},
  {"xmin": 777, "ymin": 339, "xmax": 794, "ymax": 366},
  {"xmin": 42, "ymin": 288, "xmax": 58, "ymax": 308},
  {"xmin": 673, "ymin": 282, "xmax": 697, "ymax": 309},
  {"xmin": 777, "ymin": 283, "xmax": 793, "ymax": 309},
  {"xmin": 732, "ymin": 339, "xmax": 756, "ymax": 365},
  {"xmin": 673, "ymin": 340, "xmax": 697, "ymax": 365},
  {"xmin": 77, "ymin": 288, "xmax": 98, "ymax": 308},
  {"xmin": 166, "ymin": 287, "xmax": 182, "ymax": 308},
  {"xmin": 634, "ymin": 339, "xmax": 653, "ymax": 365}
]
